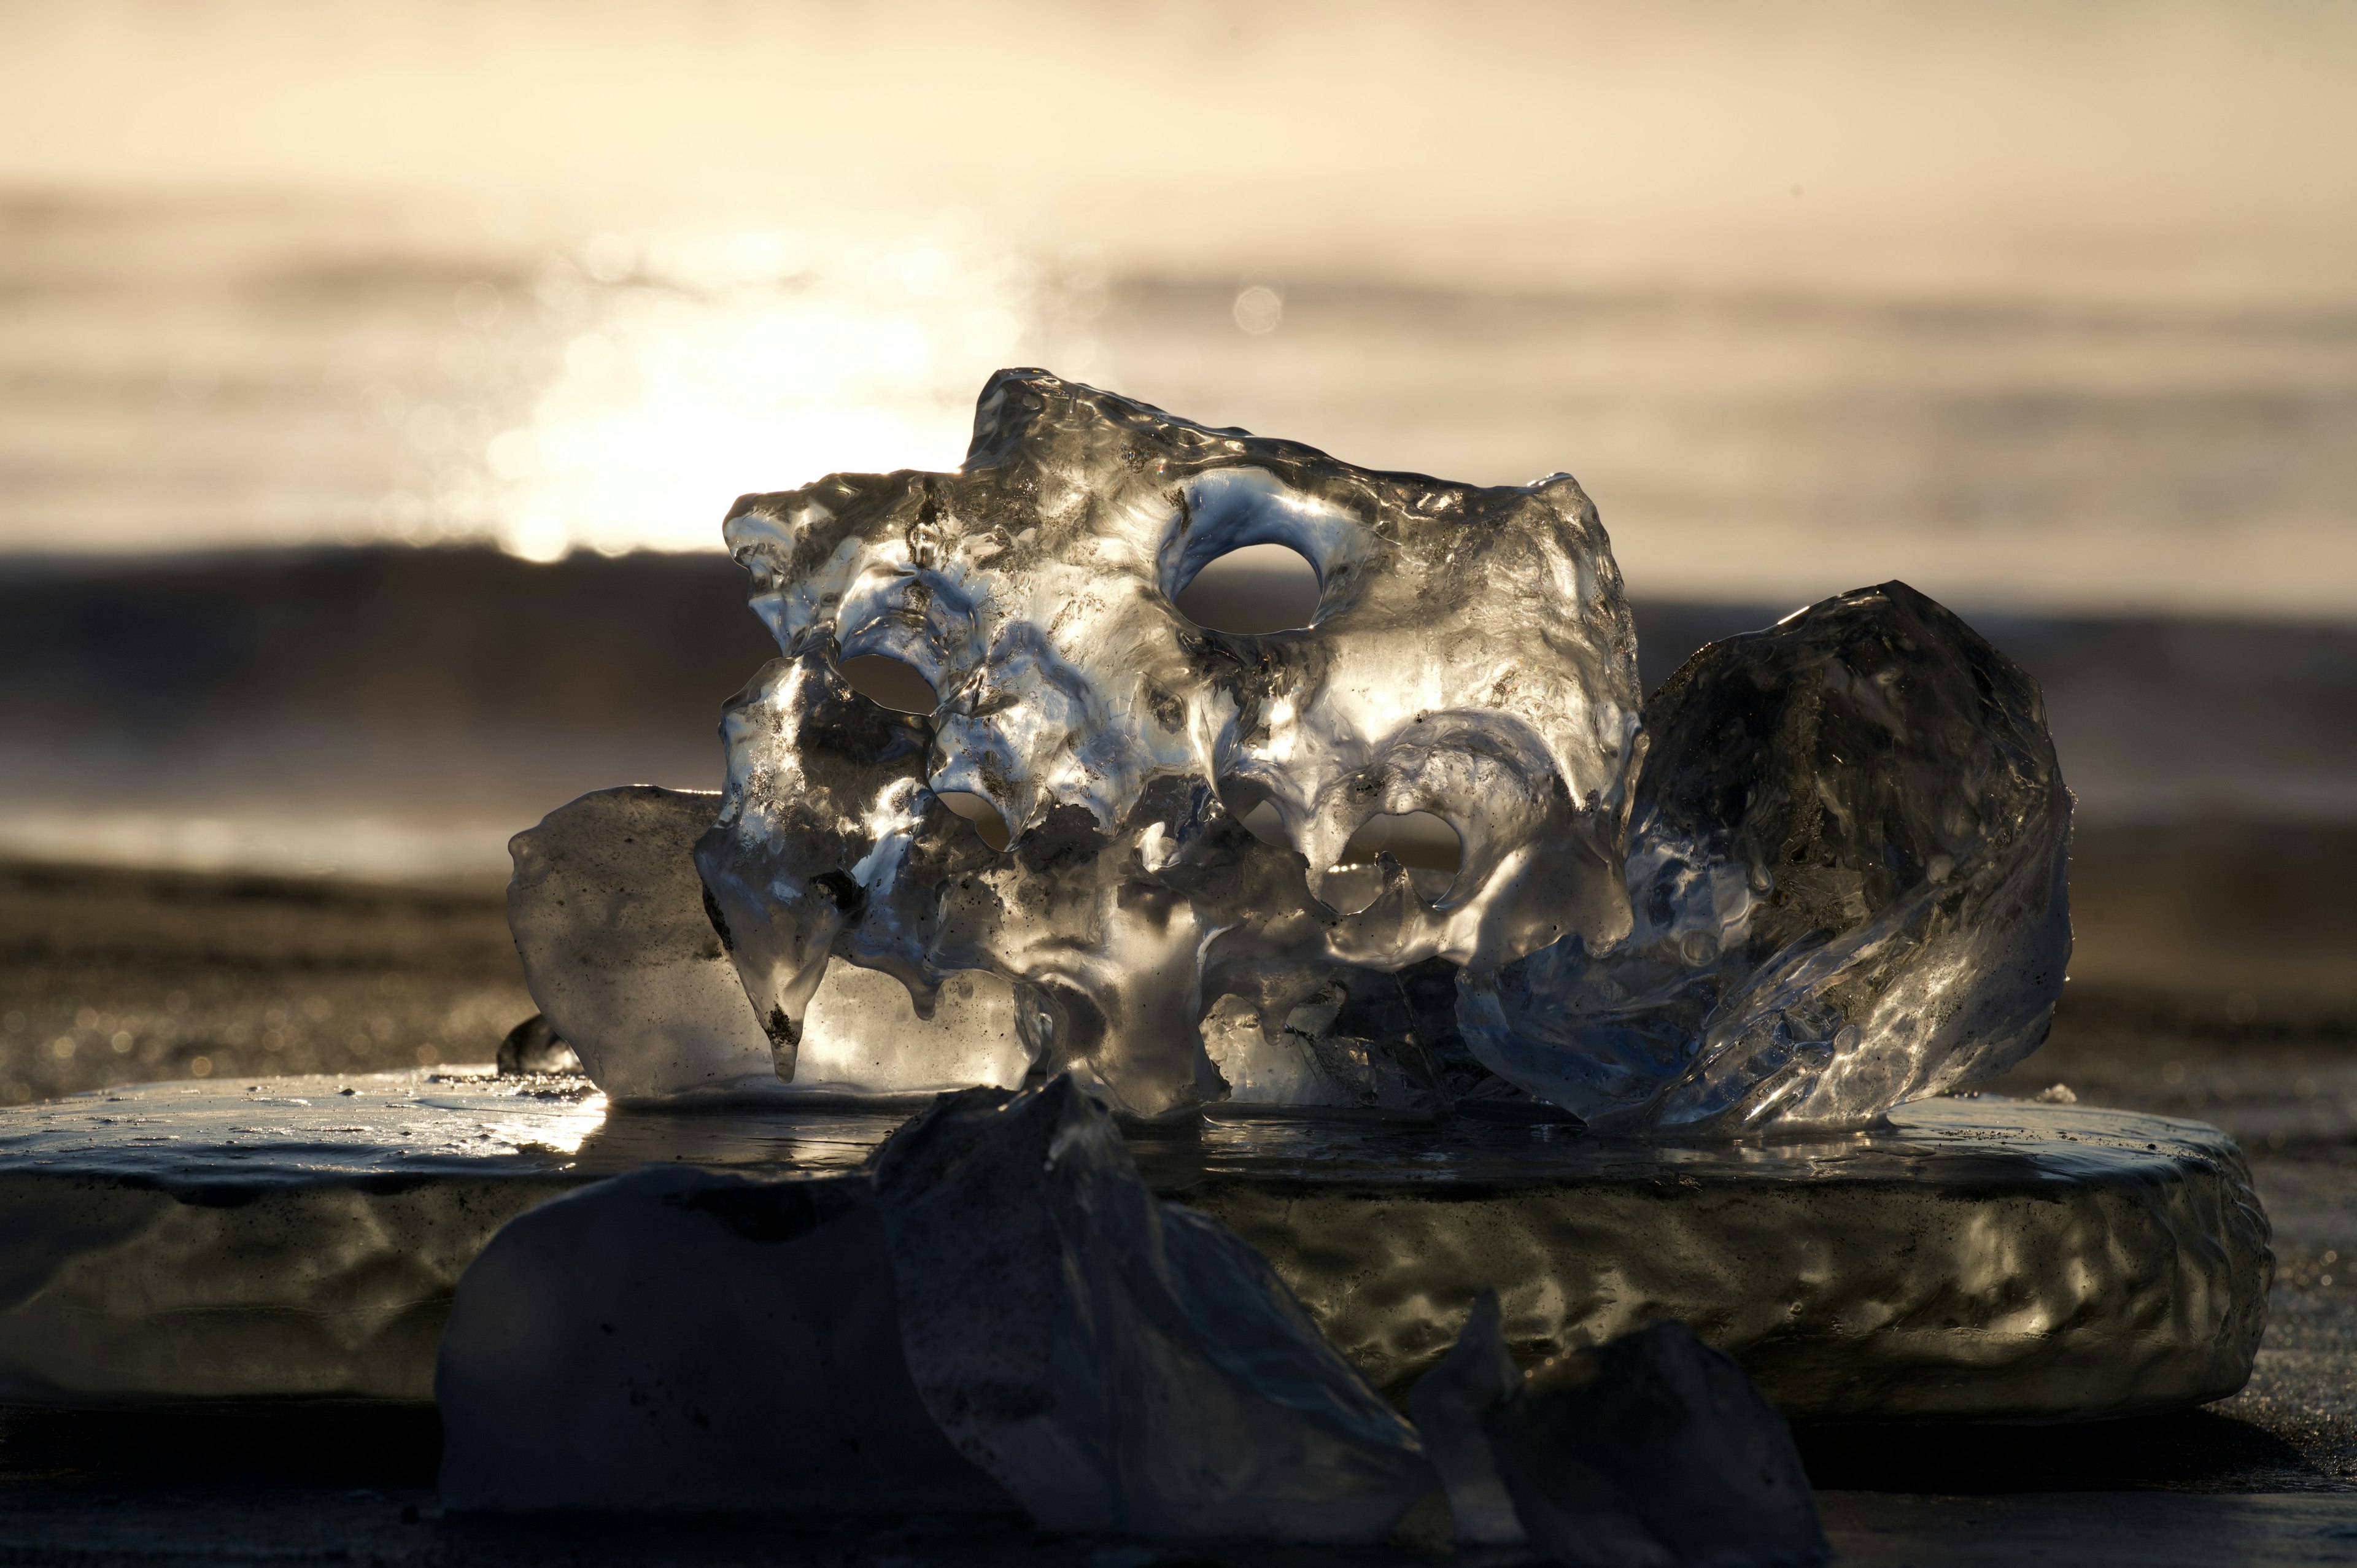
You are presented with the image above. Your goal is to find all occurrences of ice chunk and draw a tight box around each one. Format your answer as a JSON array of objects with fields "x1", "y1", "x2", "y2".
[
  {"x1": 696, "y1": 368, "x2": 1639, "y2": 1121},
  {"x1": 535, "y1": 374, "x2": 2073, "y2": 1130},
  {"x1": 1482, "y1": 1321, "x2": 1828, "y2": 1567},
  {"x1": 435, "y1": 1166, "x2": 1014, "y2": 1513},
  {"x1": 494, "y1": 1013, "x2": 581, "y2": 1076},
  {"x1": 793, "y1": 963, "x2": 1030, "y2": 1096},
  {"x1": 513, "y1": 783, "x2": 1034, "y2": 1103},
  {"x1": 1459, "y1": 582, "x2": 2072, "y2": 1131},
  {"x1": 1407, "y1": 1291, "x2": 1528, "y2": 1546},
  {"x1": 508, "y1": 786, "x2": 775, "y2": 1100},
  {"x1": 1200, "y1": 967, "x2": 1450, "y2": 1114},
  {"x1": 869, "y1": 1075, "x2": 1435, "y2": 1540}
]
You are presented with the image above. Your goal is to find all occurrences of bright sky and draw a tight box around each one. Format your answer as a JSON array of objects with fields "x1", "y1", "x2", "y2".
[
  {"x1": 1, "y1": 1, "x2": 2353, "y2": 614},
  {"x1": 7, "y1": 1, "x2": 2355, "y2": 296}
]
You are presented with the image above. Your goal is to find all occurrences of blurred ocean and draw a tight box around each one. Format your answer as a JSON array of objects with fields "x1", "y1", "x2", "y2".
[
  {"x1": 4, "y1": 193, "x2": 2352, "y2": 615},
  {"x1": 1, "y1": 4, "x2": 2351, "y2": 881},
  {"x1": 2, "y1": 546, "x2": 2351, "y2": 884}
]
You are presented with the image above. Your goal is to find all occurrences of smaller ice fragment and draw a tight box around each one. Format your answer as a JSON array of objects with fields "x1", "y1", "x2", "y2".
[
  {"x1": 494, "y1": 1014, "x2": 581, "y2": 1076},
  {"x1": 508, "y1": 786, "x2": 776, "y2": 1100},
  {"x1": 1460, "y1": 582, "x2": 2072, "y2": 1131},
  {"x1": 1407, "y1": 1291, "x2": 1528, "y2": 1546},
  {"x1": 870, "y1": 1075, "x2": 1434, "y2": 1540},
  {"x1": 435, "y1": 1167, "x2": 1013, "y2": 1513},
  {"x1": 1200, "y1": 967, "x2": 1451, "y2": 1114},
  {"x1": 511, "y1": 784, "x2": 1032, "y2": 1103},
  {"x1": 1482, "y1": 1321, "x2": 1829, "y2": 1568}
]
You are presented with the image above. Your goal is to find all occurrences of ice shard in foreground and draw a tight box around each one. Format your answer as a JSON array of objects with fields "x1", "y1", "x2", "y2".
[
  {"x1": 1407, "y1": 1290, "x2": 1528, "y2": 1547},
  {"x1": 435, "y1": 1166, "x2": 1014, "y2": 1513},
  {"x1": 435, "y1": 1075, "x2": 1436, "y2": 1534},
  {"x1": 1481, "y1": 1321, "x2": 1829, "y2": 1566},
  {"x1": 872, "y1": 1076, "x2": 1436, "y2": 1540},
  {"x1": 1406, "y1": 1291, "x2": 1827, "y2": 1558},
  {"x1": 517, "y1": 371, "x2": 2069, "y2": 1130}
]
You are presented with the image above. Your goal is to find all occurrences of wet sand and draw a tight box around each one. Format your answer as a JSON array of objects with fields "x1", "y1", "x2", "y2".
[{"x1": 0, "y1": 859, "x2": 527, "y2": 1103}]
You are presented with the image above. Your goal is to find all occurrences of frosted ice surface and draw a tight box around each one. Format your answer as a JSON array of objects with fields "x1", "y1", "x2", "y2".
[
  {"x1": 1483, "y1": 1321, "x2": 1828, "y2": 1567},
  {"x1": 1407, "y1": 1291, "x2": 1528, "y2": 1547},
  {"x1": 1457, "y1": 582, "x2": 2072, "y2": 1132},
  {"x1": 795, "y1": 963, "x2": 1028, "y2": 1095},
  {"x1": 870, "y1": 1075, "x2": 1435, "y2": 1540},
  {"x1": 436, "y1": 1166, "x2": 1012, "y2": 1513},
  {"x1": 508, "y1": 786, "x2": 776, "y2": 1101}
]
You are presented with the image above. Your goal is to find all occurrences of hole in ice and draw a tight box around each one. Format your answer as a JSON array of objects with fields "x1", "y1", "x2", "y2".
[
  {"x1": 1336, "y1": 811, "x2": 1461, "y2": 873},
  {"x1": 934, "y1": 790, "x2": 1011, "y2": 851},
  {"x1": 1320, "y1": 866, "x2": 1385, "y2": 916},
  {"x1": 1175, "y1": 544, "x2": 1320, "y2": 635},
  {"x1": 1331, "y1": 811, "x2": 1461, "y2": 905},
  {"x1": 840, "y1": 654, "x2": 938, "y2": 714},
  {"x1": 1239, "y1": 798, "x2": 1290, "y2": 847}
]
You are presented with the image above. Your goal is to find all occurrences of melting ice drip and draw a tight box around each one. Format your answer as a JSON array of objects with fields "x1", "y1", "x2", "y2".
[{"x1": 509, "y1": 369, "x2": 2069, "y2": 1132}]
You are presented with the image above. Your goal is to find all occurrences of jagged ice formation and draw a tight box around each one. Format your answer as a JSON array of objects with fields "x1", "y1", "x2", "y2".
[{"x1": 514, "y1": 369, "x2": 2070, "y2": 1130}]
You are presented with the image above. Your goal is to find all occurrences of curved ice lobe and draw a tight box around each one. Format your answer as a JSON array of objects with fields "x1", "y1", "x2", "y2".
[{"x1": 1458, "y1": 582, "x2": 2072, "y2": 1133}]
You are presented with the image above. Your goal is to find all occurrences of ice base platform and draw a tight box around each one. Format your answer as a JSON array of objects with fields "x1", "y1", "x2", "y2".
[{"x1": 0, "y1": 1070, "x2": 2269, "y2": 1423}]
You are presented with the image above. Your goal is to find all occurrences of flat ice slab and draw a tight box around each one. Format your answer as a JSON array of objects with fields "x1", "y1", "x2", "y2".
[{"x1": 0, "y1": 1070, "x2": 2267, "y2": 1421}]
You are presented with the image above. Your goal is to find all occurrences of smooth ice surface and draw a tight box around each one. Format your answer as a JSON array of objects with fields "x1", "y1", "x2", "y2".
[
  {"x1": 436, "y1": 1167, "x2": 1012, "y2": 1513},
  {"x1": 1407, "y1": 1291, "x2": 1528, "y2": 1547},
  {"x1": 510, "y1": 785, "x2": 1031, "y2": 1102},
  {"x1": 661, "y1": 373, "x2": 2072, "y2": 1128},
  {"x1": 1461, "y1": 582, "x2": 2072, "y2": 1132},
  {"x1": 0, "y1": 1075, "x2": 2268, "y2": 1419},
  {"x1": 1484, "y1": 1321, "x2": 1829, "y2": 1567},
  {"x1": 870, "y1": 1076, "x2": 1435, "y2": 1540}
]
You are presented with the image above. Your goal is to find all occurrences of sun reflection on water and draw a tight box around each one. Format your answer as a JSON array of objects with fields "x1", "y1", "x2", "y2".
[
  {"x1": 490, "y1": 1092, "x2": 610, "y2": 1157},
  {"x1": 455, "y1": 215, "x2": 1103, "y2": 562}
]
